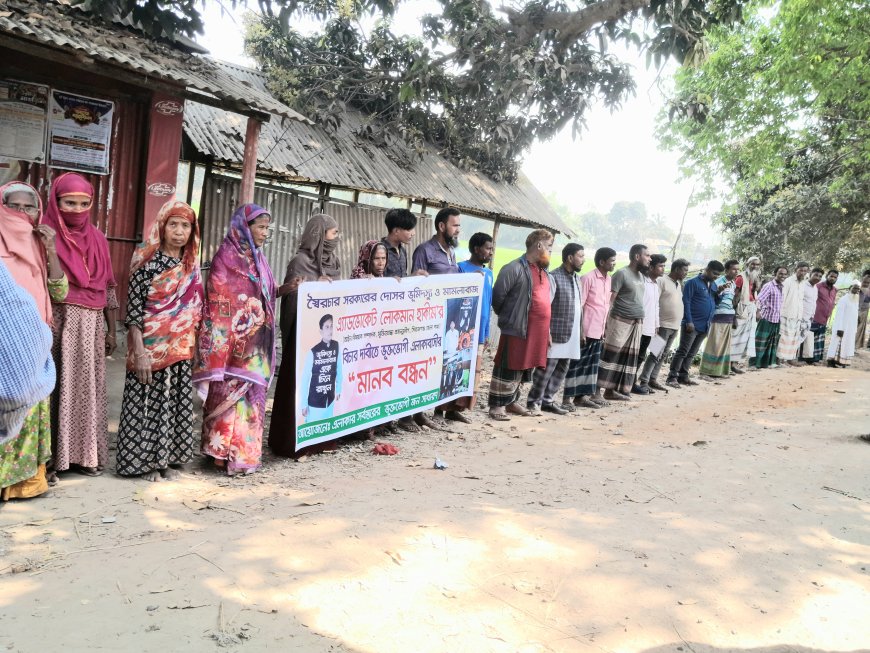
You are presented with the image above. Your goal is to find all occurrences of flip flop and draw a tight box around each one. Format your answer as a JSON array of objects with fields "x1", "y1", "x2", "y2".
[
  {"x1": 489, "y1": 411, "x2": 511, "y2": 421},
  {"x1": 74, "y1": 465, "x2": 102, "y2": 477}
]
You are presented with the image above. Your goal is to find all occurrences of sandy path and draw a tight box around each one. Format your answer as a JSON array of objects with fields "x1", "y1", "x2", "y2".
[{"x1": 1, "y1": 355, "x2": 869, "y2": 653}]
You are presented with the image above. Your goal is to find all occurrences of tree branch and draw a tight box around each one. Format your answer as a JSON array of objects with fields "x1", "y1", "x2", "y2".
[{"x1": 501, "y1": 0, "x2": 652, "y2": 46}]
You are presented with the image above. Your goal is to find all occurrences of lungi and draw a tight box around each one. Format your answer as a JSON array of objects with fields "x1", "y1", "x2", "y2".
[
  {"x1": 751, "y1": 318, "x2": 780, "y2": 368},
  {"x1": 597, "y1": 315, "x2": 643, "y2": 395},
  {"x1": 563, "y1": 338, "x2": 602, "y2": 399},
  {"x1": 488, "y1": 335, "x2": 534, "y2": 408},
  {"x1": 730, "y1": 303, "x2": 756, "y2": 362},
  {"x1": 699, "y1": 319, "x2": 733, "y2": 377},
  {"x1": 777, "y1": 316, "x2": 803, "y2": 360}
]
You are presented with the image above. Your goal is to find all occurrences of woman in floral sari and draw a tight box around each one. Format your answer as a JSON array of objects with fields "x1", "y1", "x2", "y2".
[
  {"x1": 0, "y1": 181, "x2": 68, "y2": 500},
  {"x1": 194, "y1": 204, "x2": 276, "y2": 475},
  {"x1": 116, "y1": 200, "x2": 203, "y2": 481}
]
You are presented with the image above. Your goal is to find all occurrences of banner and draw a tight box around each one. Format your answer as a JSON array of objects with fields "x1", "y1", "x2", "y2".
[
  {"x1": 49, "y1": 90, "x2": 114, "y2": 175},
  {"x1": 294, "y1": 273, "x2": 484, "y2": 451},
  {"x1": 0, "y1": 79, "x2": 49, "y2": 163},
  {"x1": 142, "y1": 93, "x2": 185, "y2": 235}
]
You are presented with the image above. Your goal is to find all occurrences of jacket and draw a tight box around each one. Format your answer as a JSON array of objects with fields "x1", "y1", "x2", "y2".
[
  {"x1": 548, "y1": 266, "x2": 581, "y2": 344},
  {"x1": 491, "y1": 256, "x2": 554, "y2": 338}
]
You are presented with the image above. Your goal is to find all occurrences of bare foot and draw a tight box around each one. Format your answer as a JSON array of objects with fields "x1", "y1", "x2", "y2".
[
  {"x1": 142, "y1": 470, "x2": 163, "y2": 482},
  {"x1": 161, "y1": 468, "x2": 181, "y2": 481}
]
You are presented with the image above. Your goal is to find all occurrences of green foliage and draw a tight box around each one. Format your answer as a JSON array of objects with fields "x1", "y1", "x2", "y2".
[{"x1": 659, "y1": 0, "x2": 870, "y2": 271}]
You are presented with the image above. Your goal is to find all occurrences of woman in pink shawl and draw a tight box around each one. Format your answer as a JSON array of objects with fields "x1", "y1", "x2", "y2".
[
  {"x1": 42, "y1": 173, "x2": 118, "y2": 479},
  {"x1": 194, "y1": 204, "x2": 276, "y2": 475}
]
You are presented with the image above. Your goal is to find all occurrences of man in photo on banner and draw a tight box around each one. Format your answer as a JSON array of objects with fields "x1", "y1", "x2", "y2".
[{"x1": 300, "y1": 314, "x2": 342, "y2": 423}]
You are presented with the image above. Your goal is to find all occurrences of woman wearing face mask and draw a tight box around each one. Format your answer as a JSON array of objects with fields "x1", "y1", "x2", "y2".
[
  {"x1": 269, "y1": 213, "x2": 341, "y2": 458},
  {"x1": 42, "y1": 173, "x2": 118, "y2": 479},
  {"x1": 194, "y1": 204, "x2": 276, "y2": 476},
  {"x1": 116, "y1": 201, "x2": 204, "y2": 482},
  {"x1": 0, "y1": 182, "x2": 68, "y2": 499}
]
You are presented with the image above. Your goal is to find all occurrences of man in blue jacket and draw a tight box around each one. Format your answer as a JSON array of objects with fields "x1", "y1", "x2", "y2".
[{"x1": 666, "y1": 260, "x2": 725, "y2": 388}]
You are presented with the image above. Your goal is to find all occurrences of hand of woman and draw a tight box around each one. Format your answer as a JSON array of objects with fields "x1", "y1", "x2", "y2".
[
  {"x1": 105, "y1": 332, "x2": 117, "y2": 356},
  {"x1": 34, "y1": 225, "x2": 57, "y2": 254},
  {"x1": 134, "y1": 352, "x2": 152, "y2": 385}
]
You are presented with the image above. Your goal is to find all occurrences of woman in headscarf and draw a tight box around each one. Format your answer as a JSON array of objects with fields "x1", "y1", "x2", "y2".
[
  {"x1": 0, "y1": 182, "x2": 68, "y2": 500},
  {"x1": 194, "y1": 204, "x2": 276, "y2": 475},
  {"x1": 269, "y1": 213, "x2": 341, "y2": 458},
  {"x1": 350, "y1": 239, "x2": 387, "y2": 280},
  {"x1": 827, "y1": 282, "x2": 861, "y2": 368},
  {"x1": 42, "y1": 172, "x2": 118, "y2": 479},
  {"x1": 116, "y1": 200, "x2": 204, "y2": 482}
]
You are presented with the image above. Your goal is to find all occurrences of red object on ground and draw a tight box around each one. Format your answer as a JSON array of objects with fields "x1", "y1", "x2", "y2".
[{"x1": 371, "y1": 443, "x2": 399, "y2": 455}]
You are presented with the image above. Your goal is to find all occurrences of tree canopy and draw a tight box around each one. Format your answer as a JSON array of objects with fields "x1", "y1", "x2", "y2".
[
  {"x1": 78, "y1": 0, "x2": 745, "y2": 181},
  {"x1": 658, "y1": 0, "x2": 870, "y2": 272}
]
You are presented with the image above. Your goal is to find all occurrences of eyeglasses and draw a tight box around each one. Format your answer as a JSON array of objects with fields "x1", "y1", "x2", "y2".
[{"x1": 4, "y1": 202, "x2": 39, "y2": 217}]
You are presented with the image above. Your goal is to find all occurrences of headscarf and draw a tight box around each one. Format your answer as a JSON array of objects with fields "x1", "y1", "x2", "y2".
[
  {"x1": 279, "y1": 213, "x2": 342, "y2": 340},
  {"x1": 193, "y1": 204, "x2": 277, "y2": 390},
  {"x1": 41, "y1": 172, "x2": 115, "y2": 309},
  {"x1": 351, "y1": 240, "x2": 387, "y2": 279},
  {"x1": 0, "y1": 182, "x2": 52, "y2": 324},
  {"x1": 125, "y1": 200, "x2": 204, "y2": 373}
]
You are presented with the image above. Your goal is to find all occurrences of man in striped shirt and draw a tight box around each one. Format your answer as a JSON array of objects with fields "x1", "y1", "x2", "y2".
[{"x1": 751, "y1": 265, "x2": 788, "y2": 369}]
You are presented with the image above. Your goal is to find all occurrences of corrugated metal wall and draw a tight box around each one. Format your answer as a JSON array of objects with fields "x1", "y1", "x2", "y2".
[
  {"x1": 200, "y1": 174, "x2": 435, "y2": 281},
  {"x1": 21, "y1": 96, "x2": 147, "y2": 318}
]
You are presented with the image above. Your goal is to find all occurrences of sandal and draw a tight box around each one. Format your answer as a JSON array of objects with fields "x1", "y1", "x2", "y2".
[
  {"x1": 489, "y1": 411, "x2": 511, "y2": 421},
  {"x1": 73, "y1": 465, "x2": 103, "y2": 477}
]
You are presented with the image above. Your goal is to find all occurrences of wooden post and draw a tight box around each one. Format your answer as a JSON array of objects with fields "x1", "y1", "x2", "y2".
[
  {"x1": 185, "y1": 161, "x2": 197, "y2": 205},
  {"x1": 240, "y1": 116, "x2": 261, "y2": 204},
  {"x1": 490, "y1": 217, "x2": 501, "y2": 270}
]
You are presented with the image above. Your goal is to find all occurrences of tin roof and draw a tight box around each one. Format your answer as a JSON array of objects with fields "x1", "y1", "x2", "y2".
[
  {"x1": 0, "y1": 0, "x2": 308, "y2": 122},
  {"x1": 184, "y1": 62, "x2": 572, "y2": 234}
]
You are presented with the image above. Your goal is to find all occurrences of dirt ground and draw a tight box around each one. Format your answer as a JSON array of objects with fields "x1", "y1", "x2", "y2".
[{"x1": 1, "y1": 347, "x2": 869, "y2": 653}]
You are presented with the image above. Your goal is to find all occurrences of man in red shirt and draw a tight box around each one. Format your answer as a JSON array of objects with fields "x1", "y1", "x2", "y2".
[{"x1": 807, "y1": 269, "x2": 839, "y2": 363}]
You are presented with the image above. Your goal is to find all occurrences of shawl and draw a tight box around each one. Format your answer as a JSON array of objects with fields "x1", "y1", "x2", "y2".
[
  {"x1": 194, "y1": 204, "x2": 276, "y2": 389},
  {"x1": 0, "y1": 182, "x2": 51, "y2": 323},
  {"x1": 125, "y1": 200, "x2": 204, "y2": 372},
  {"x1": 42, "y1": 172, "x2": 115, "y2": 309},
  {"x1": 279, "y1": 213, "x2": 342, "y2": 337},
  {"x1": 351, "y1": 239, "x2": 387, "y2": 279}
]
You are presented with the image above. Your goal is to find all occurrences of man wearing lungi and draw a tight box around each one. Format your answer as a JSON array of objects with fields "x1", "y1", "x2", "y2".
[
  {"x1": 777, "y1": 262, "x2": 811, "y2": 366},
  {"x1": 730, "y1": 256, "x2": 762, "y2": 373}
]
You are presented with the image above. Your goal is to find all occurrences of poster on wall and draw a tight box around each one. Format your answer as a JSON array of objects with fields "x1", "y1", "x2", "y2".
[
  {"x1": 293, "y1": 273, "x2": 484, "y2": 451},
  {"x1": 49, "y1": 90, "x2": 114, "y2": 175},
  {"x1": 0, "y1": 79, "x2": 49, "y2": 163}
]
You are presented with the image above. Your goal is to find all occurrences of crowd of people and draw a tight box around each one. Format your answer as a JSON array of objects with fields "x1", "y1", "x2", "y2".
[{"x1": 0, "y1": 174, "x2": 868, "y2": 501}]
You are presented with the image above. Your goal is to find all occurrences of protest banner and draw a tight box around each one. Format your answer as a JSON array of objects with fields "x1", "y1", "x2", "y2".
[{"x1": 293, "y1": 273, "x2": 484, "y2": 451}]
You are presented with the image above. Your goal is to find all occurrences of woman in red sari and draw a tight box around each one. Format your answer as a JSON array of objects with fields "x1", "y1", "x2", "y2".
[
  {"x1": 194, "y1": 204, "x2": 276, "y2": 475},
  {"x1": 116, "y1": 200, "x2": 203, "y2": 482}
]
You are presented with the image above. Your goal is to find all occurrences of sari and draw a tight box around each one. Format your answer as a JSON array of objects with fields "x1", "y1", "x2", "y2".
[
  {"x1": 116, "y1": 201, "x2": 204, "y2": 476},
  {"x1": 0, "y1": 182, "x2": 68, "y2": 499},
  {"x1": 194, "y1": 204, "x2": 276, "y2": 474},
  {"x1": 269, "y1": 214, "x2": 341, "y2": 458}
]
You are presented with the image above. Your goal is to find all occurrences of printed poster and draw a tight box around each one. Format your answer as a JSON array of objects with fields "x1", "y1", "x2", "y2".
[
  {"x1": 49, "y1": 90, "x2": 114, "y2": 175},
  {"x1": 294, "y1": 273, "x2": 484, "y2": 451},
  {"x1": 0, "y1": 79, "x2": 49, "y2": 163}
]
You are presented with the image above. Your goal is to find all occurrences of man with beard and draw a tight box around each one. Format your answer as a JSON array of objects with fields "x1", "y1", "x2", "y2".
[
  {"x1": 597, "y1": 244, "x2": 650, "y2": 401},
  {"x1": 827, "y1": 281, "x2": 862, "y2": 367},
  {"x1": 411, "y1": 207, "x2": 463, "y2": 427},
  {"x1": 632, "y1": 253, "x2": 665, "y2": 394},
  {"x1": 808, "y1": 269, "x2": 839, "y2": 363},
  {"x1": 488, "y1": 230, "x2": 554, "y2": 421},
  {"x1": 457, "y1": 232, "x2": 494, "y2": 412},
  {"x1": 666, "y1": 260, "x2": 724, "y2": 387},
  {"x1": 777, "y1": 262, "x2": 811, "y2": 366},
  {"x1": 636, "y1": 258, "x2": 689, "y2": 393},
  {"x1": 799, "y1": 268, "x2": 824, "y2": 363},
  {"x1": 730, "y1": 256, "x2": 762, "y2": 373},
  {"x1": 562, "y1": 247, "x2": 616, "y2": 409},
  {"x1": 699, "y1": 259, "x2": 739, "y2": 379},
  {"x1": 751, "y1": 265, "x2": 789, "y2": 369},
  {"x1": 527, "y1": 243, "x2": 585, "y2": 415}
]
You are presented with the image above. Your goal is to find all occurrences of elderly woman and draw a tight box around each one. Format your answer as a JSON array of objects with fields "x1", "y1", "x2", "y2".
[
  {"x1": 350, "y1": 239, "x2": 387, "y2": 279},
  {"x1": 194, "y1": 204, "x2": 276, "y2": 476},
  {"x1": 42, "y1": 173, "x2": 118, "y2": 479},
  {"x1": 0, "y1": 182, "x2": 68, "y2": 499},
  {"x1": 116, "y1": 201, "x2": 204, "y2": 481},
  {"x1": 269, "y1": 213, "x2": 341, "y2": 458}
]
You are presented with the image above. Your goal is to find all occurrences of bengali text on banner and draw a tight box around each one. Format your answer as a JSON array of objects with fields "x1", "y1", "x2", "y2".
[{"x1": 293, "y1": 273, "x2": 484, "y2": 451}]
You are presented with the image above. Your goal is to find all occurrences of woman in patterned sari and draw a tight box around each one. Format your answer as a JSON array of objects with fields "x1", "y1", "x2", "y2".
[
  {"x1": 0, "y1": 182, "x2": 68, "y2": 500},
  {"x1": 43, "y1": 172, "x2": 118, "y2": 479},
  {"x1": 194, "y1": 204, "x2": 276, "y2": 475},
  {"x1": 116, "y1": 201, "x2": 203, "y2": 481}
]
